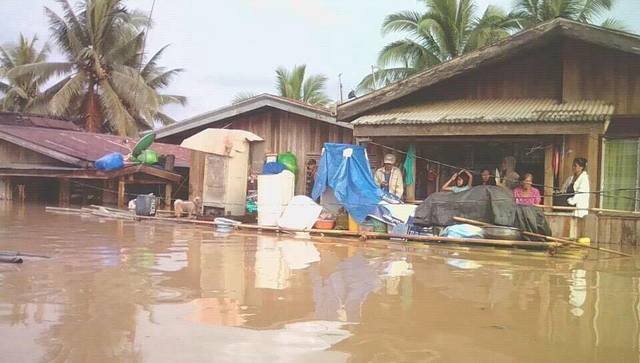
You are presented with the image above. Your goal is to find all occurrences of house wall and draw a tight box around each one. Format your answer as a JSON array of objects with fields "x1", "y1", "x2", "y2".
[
  {"x1": 0, "y1": 139, "x2": 67, "y2": 165},
  {"x1": 388, "y1": 44, "x2": 563, "y2": 109},
  {"x1": 161, "y1": 108, "x2": 353, "y2": 194},
  {"x1": 563, "y1": 39, "x2": 640, "y2": 115}
]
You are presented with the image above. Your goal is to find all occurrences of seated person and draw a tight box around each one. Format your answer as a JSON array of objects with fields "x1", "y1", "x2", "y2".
[
  {"x1": 496, "y1": 156, "x2": 520, "y2": 190},
  {"x1": 474, "y1": 169, "x2": 496, "y2": 186},
  {"x1": 374, "y1": 154, "x2": 404, "y2": 199},
  {"x1": 442, "y1": 169, "x2": 473, "y2": 193},
  {"x1": 513, "y1": 173, "x2": 542, "y2": 205}
]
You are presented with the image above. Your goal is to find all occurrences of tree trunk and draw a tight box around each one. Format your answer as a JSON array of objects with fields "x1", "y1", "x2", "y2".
[{"x1": 85, "y1": 83, "x2": 101, "y2": 133}]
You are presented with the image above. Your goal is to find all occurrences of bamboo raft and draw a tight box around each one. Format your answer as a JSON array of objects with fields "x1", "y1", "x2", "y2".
[{"x1": 44, "y1": 205, "x2": 603, "y2": 255}]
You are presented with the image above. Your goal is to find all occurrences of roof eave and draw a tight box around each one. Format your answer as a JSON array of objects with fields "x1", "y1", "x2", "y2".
[
  {"x1": 338, "y1": 18, "x2": 640, "y2": 121},
  {"x1": 154, "y1": 94, "x2": 349, "y2": 140}
]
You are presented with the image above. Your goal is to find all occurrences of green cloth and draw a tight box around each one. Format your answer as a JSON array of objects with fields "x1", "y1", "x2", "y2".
[
  {"x1": 602, "y1": 139, "x2": 638, "y2": 211},
  {"x1": 403, "y1": 144, "x2": 416, "y2": 186}
]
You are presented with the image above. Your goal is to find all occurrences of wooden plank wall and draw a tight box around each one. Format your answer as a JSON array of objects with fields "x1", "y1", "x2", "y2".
[
  {"x1": 188, "y1": 151, "x2": 206, "y2": 201},
  {"x1": 392, "y1": 44, "x2": 563, "y2": 107},
  {"x1": 230, "y1": 109, "x2": 352, "y2": 193},
  {"x1": 176, "y1": 108, "x2": 353, "y2": 194},
  {"x1": 548, "y1": 213, "x2": 640, "y2": 248},
  {"x1": 0, "y1": 140, "x2": 67, "y2": 165},
  {"x1": 563, "y1": 39, "x2": 640, "y2": 115}
]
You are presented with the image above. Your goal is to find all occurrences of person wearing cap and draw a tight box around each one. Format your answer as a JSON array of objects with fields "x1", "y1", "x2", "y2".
[{"x1": 375, "y1": 154, "x2": 404, "y2": 199}]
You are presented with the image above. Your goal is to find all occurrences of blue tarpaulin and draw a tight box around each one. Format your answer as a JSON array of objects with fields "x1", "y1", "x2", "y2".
[{"x1": 312, "y1": 143, "x2": 384, "y2": 223}]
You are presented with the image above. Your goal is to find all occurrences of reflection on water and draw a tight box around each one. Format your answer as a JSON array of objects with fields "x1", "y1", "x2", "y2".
[{"x1": 0, "y1": 204, "x2": 640, "y2": 362}]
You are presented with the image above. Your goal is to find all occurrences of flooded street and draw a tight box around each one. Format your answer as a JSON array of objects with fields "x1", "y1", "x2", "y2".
[{"x1": 0, "y1": 204, "x2": 639, "y2": 362}]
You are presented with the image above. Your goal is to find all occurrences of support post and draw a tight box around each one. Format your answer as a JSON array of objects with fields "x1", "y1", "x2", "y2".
[
  {"x1": 165, "y1": 183, "x2": 173, "y2": 211},
  {"x1": 544, "y1": 143, "x2": 554, "y2": 207},
  {"x1": 17, "y1": 184, "x2": 25, "y2": 202},
  {"x1": 118, "y1": 176, "x2": 126, "y2": 209},
  {"x1": 0, "y1": 177, "x2": 12, "y2": 200},
  {"x1": 59, "y1": 179, "x2": 71, "y2": 207}
]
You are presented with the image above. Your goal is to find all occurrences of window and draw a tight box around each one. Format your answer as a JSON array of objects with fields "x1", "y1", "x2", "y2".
[{"x1": 602, "y1": 138, "x2": 640, "y2": 211}]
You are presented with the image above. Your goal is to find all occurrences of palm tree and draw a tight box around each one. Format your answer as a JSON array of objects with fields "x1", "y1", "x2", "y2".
[
  {"x1": 232, "y1": 65, "x2": 330, "y2": 106},
  {"x1": 358, "y1": 0, "x2": 513, "y2": 92},
  {"x1": 509, "y1": 0, "x2": 624, "y2": 30},
  {"x1": 9, "y1": 0, "x2": 184, "y2": 136},
  {"x1": 0, "y1": 34, "x2": 54, "y2": 113},
  {"x1": 275, "y1": 65, "x2": 330, "y2": 106}
]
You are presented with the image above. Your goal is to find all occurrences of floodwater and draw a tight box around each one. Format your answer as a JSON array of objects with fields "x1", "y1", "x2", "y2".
[{"x1": 1, "y1": 204, "x2": 640, "y2": 362}]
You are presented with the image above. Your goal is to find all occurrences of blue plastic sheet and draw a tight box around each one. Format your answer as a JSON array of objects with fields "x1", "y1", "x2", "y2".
[
  {"x1": 95, "y1": 152, "x2": 124, "y2": 171},
  {"x1": 312, "y1": 143, "x2": 383, "y2": 223}
]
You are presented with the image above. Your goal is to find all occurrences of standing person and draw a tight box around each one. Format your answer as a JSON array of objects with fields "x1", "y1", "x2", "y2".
[
  {"x1": 442, "y1": 169, "x2": 473, "y2": 193},
  {"x1": 375, "y1": 154, "x2": 404, "y2": 199},
  {"x1": 513, "y1": 173, "x2": 542, "y2": 205},
  {"x1": 496, "y1": 156, "x2": 520, "y2": 190},
  {"x1": 561, "y1": 158, "x2": 590, "y2": 218},
  {"x1": 474, "y1": 169, "x2": 496, "y2": 186}
]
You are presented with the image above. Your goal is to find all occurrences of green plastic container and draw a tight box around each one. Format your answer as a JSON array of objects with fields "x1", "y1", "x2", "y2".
[
  {"x1": 277, "y1": 152, "x2": 298, "y2": 175},
  {"x1": 135, "y1": 149, "x2": 159, "y2": 165},
  {"x1": 132, "y1": 133, "x2": 155, "y2": 157}
]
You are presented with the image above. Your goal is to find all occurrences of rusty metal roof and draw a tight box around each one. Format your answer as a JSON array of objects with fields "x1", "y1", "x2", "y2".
[
  {"x1": 352, "y1": 99, "x2": 614, "y2": 126},
  {"x1": 0, "y1": 112, "x2": 81, "y2": 131},
  {"x1": 0, "y1": 125, "x2": 191, "y2": 168}
]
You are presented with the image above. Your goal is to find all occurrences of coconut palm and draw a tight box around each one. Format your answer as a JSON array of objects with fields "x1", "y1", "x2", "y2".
[
  {"x1": 509, "y1": 0, "x2": 624, "y2": 30},
  {"x1": 233, "y1": 65, "x2": 330, "y2": 106},
  {"x1": 8, "y1": 0, "x2": 184, "y2": 136},
  {"x1": 358, "y1": 0, "x2": 513, "y2": 92},
  {"x1": 0, "y1": 34, "x2": 54, "y2": 113},
  {"x1": 275, "y1": 65, "x2": 330, "y2": 106}
]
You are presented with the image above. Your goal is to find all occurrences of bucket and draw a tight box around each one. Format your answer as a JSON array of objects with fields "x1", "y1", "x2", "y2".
[
  {"x1": 135, "y1": 194, "x2": 156, "y2": 216},
  {"x1": 348, "y1": 215, "x2": 359, "y2": 232}
]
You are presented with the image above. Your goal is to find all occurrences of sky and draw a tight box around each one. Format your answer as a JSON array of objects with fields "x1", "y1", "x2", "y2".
[{"x1": 2, "y1": 0, "x2": 640, "y2": 122}]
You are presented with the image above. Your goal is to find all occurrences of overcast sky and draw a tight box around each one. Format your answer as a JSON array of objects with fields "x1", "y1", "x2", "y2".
[{"x1": 2, "y1": 0, "x2": 639, "y2": 121}]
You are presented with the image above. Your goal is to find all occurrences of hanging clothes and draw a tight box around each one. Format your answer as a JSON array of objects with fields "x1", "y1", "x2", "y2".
[{"x1": 403, "y1": 144, "x2": 416, "y2": 186}]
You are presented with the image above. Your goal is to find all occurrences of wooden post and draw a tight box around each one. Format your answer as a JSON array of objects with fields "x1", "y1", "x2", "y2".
[
  {"x1": 17, "y1": 184, "x2": 25, "y2": 202},
  {"x1": 118, "y1": 176, "x2": 126, "y2": 209},
  {"x1": 0, "y1": 177, "x2": 11, "y2": 200},
  {"x1": 165, "y1": 183, "x2": 173, "y2": 211},
  {"x1": 544, "y1": 143, "x2": 554, "y2": 206},
  {"x1": 58, "y1": 179, "x2": 71, "y2": 207}
]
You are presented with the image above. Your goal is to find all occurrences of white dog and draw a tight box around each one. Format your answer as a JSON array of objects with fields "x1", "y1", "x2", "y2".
[{"x1": 174, "y1": 197, "x2": 201, "y2": 218}]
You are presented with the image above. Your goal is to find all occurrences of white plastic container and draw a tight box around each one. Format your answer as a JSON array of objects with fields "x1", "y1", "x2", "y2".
[{"x1": 257, "y1": 170, "x2": 295, "y2": 226}]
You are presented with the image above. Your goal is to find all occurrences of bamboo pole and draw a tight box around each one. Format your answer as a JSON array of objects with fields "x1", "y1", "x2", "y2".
[
  {"x1": 534, "y1": 204, "x2": 640, "y2": 216},
  {"x1": 453, "y1": 216, "x2": 632, "y2": 257},
  {"x1": 45, "y1": 206, "x2": 560, "y2": 251},
  {"x1": 132, "y1": 214, "x2": 558, "y2": 250}
]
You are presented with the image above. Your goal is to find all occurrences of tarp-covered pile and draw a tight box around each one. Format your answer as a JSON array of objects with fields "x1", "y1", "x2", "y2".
[
  {"x1": 414, "y1": 186, "x2": 551, "y2": 239},
  {"x1": 312, "y1": 143, "x2": 384, "y2": 223}
]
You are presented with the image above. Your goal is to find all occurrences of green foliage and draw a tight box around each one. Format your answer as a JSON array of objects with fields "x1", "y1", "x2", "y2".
[
  {"x1": 7, "y1": 0, "x2": 185, "y2": 136},
  {"x1": 0, "y1": 34, "x2": 58, "y2": 112},
  {"x1": 509, "y1": 0, "x2": 623, "y2": 30},
  {"x1": 359, "y1": 0, "x2": 513, "y2": 92},
  {"x1": 233, "y1": 65, "x2": 330, "y2": 106}
]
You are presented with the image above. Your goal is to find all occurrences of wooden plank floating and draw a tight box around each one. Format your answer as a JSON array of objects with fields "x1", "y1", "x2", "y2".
[{"x1": 45, "y1": 206, "x2": 561, "y2": 252}]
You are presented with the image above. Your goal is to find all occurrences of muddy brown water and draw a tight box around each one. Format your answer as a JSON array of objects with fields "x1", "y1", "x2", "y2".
[{"x1": 1, "y1": 203, "x2": 639, "y2": 362}]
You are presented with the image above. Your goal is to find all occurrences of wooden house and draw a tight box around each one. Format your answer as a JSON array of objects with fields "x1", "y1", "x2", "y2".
[
  {"x1": 154, "y1": 94, "x2": 353, "y2": 194},
  {"x1": 338, "y1": 18, "x2": 640, "y2": 246},
  {"x1": 0, "y1": 113, "x2": 190, "y2": 208}
]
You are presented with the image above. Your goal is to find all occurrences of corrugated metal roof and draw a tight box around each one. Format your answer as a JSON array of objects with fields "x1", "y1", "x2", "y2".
[
  {"x1": 0, "y1": 125, "x2": 191, "y2": 168},
  {"x1": 352, "y1": 99, "x2": 614, "y2": 126},
  {"x1": 0, "y1": 112, "x2": 81, "y2": 131}
]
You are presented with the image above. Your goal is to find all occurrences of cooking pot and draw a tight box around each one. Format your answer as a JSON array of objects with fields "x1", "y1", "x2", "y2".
[{"x1": 482, "y1": 226, "x2": 522, "y2": 241}]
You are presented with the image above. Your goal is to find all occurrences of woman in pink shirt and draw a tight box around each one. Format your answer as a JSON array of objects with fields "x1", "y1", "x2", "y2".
[{"x1": 513, "y1": 173, "x2": 541, "y2": 206}]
